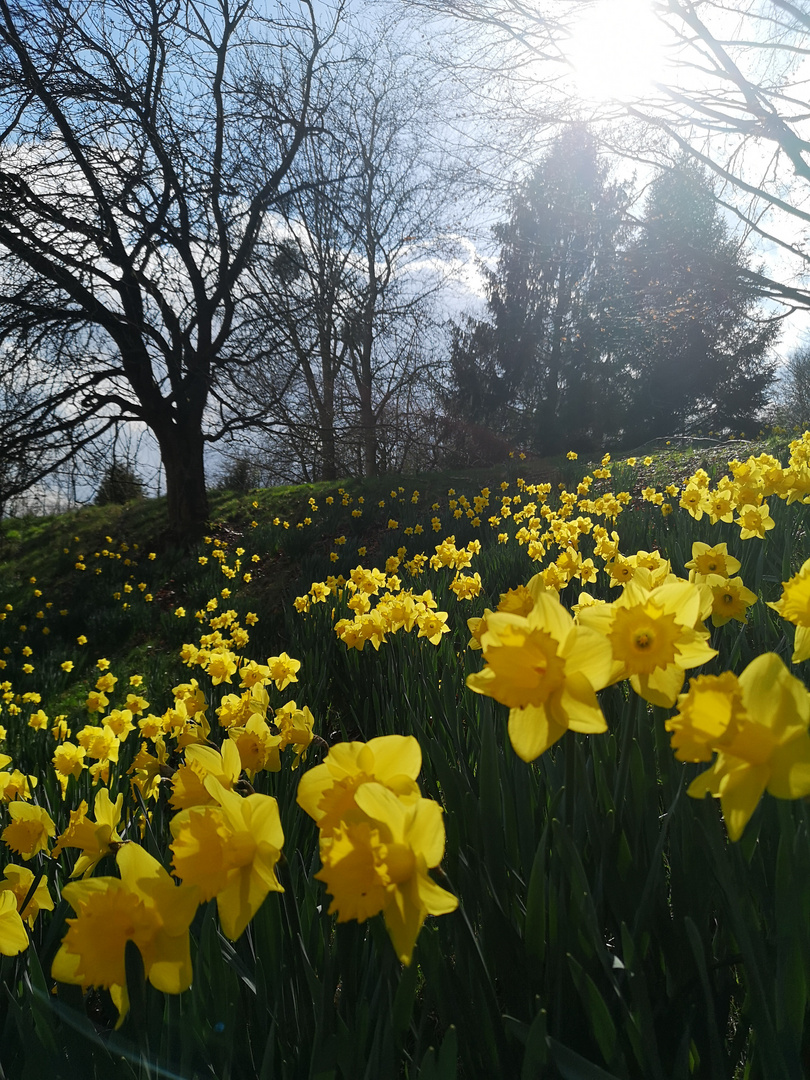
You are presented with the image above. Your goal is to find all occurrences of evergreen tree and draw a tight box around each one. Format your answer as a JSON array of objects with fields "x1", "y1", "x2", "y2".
[
  {"x1": 95, "y1": 462, "x2": 145, "y2": 506},
  {"x1": 618, "y1": 159, "x2": 777, "y2": 441},
  {"x1": 446, "y1": 128, "x2": 630, "y2": 455},
  {"x1": 447, "y1": 145, "x2": 777, "y2": 455}
]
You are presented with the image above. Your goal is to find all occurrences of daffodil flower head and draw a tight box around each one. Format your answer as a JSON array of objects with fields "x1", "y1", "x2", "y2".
[
  {"x1": 579, "y1": 577, "x2": 717, "y2": 708},
  {"x1": 170, "y1": 739, "x2": 242, "y2": 809},
  {"x1": 316, "y1": 782, "x2": 457, "y2": 965},
  {"x1": 497, "y1": 576, "x2": 546, "y2": 617},
  {"x1": 679, "y1": 484, "x2": 708, "y2": 520},
  {"x1": 688, "y1": 653, "x2": 810, "y2": 840},
  {"x1": 52, "y1": 788, "x2": 124, "y2": 877},
  {"x1": 76, "y1": 725, "x2": 120, "y2": 763},
  {"x1": 0, "y1": 770, "x2": 37, "y2": 803},
  {"x1": 467, "y1": 591, "x2": 613, "y2": 762},
  {"x1": 735, "y1": 502, "x2": 775, "y2": 540},
  {"x1": 702, "y1": 575, "x2": 758, "y2": 627},
  {"x1": 228, "y1": 714, "x2": 282, "y2": 776},
  {"x1": 52, "y1": 742, "x2": 86, "y2": 795},
  {"x1": 206, "y1": 649, "x2": 238, "y2": 686},
  {"x1": 297, "y1": 735, "x2": 422, "y2": 836},
  {"x1": 0, "y1": 891, "x2": 28, "y2": 956},
  {"x1": 605, "y1": 555, "x2": 635, "y2": 588},
  {"x1": 685, "y1": 542, "x2": 741, "y2": 579},
  {"x1": 768, "y1": 557, "x2": 810, "y2": 662},
  {"x1": 666, "y1": 672, "x2": 746, "y2": 762},
  {"x1": 2, "y1": 802, "x2": 55, "y2": 860},
  {"x1": 0, "y1": 864, "x2": 53, "y2": 927},
  {"x1": 266, "y1": 652, "x2": 301, "y2": 690},
  {"x1": 171, "y1": 776, "x2": 284, "y2": 940},
  {"x1": 273, "y1": 701, "x2": 315, "y2": 768},
  {"x1": 416, "y1": 609, "x2": 450, "y2": 645},
  {"x1": 52, "y1": 844, "x2": 199, "y2": 1024}
]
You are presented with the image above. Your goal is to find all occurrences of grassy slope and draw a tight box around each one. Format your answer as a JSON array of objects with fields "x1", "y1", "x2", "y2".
[
  {"x1": 0, "y1": 431, "x2": 807, "y2": 1078},
  {"x1": 0, "y1": 433, "x2": 794, "y2": 746}
]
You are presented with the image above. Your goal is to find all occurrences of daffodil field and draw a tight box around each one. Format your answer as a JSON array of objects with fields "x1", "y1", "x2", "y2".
[{"x1": 1, "y1": 435, "x2": 810, "y2": 1079}]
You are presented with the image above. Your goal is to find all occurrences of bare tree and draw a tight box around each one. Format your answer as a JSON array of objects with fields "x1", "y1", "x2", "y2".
[
  {"x1": 770, "y1": 339, "x2": 810, "y2": 431},
  {"x1": 406, "y1": 0, "x2": 810, "y2": 312},
  {"x1": 0, "y1": 339, "x2": 110, "y2": 517},
  {"x1": 233, "y1": 15, "x2": 464, "y2": 481},
  {"x1": 0, "y1": 0, "x2": 343, "y2": 537},
  {"x1": 623, "y1": 1, "x2": 810, "y2": 311}
]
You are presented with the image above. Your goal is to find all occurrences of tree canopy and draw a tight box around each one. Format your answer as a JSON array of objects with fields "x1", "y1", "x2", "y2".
[
  {"x1": 445, "y1": 136, "x2": 776, "y2": 454},
  {"x1": 0, "y1": 0, "x2": 340, "y2": 536}
]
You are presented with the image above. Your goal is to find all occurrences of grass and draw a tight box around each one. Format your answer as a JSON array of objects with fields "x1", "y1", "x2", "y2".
[{"x1": 0, "y1": 430, "x2": 807, "y2": 1079}]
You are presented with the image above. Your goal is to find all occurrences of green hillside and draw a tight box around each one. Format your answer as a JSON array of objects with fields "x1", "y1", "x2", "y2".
[{"x1": 0, "y1": 432, "x2": 808, "y2": 1079}]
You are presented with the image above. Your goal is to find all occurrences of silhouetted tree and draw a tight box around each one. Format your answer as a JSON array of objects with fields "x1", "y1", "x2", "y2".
[
  {"x1": 446, "y1": 128, "x2": 630, "y2": 454},
  {"x1": 0, "y1": 0, "x2": 341, "y2": 538},
  {"x1": 770, "y1": 340, "x2": 810, "y2": 433},
  {"x1": 618, "y1": 159, "x2": 777, "y2": 440},
  {"x1": 234, "y1": 16, "x2": 460, "y2": 481},
  {"x1": 95, "y1": 462, "x2": 146, "y2": 506}
]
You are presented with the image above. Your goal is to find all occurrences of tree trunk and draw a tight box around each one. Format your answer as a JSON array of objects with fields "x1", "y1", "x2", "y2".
[
  {"x1": 157, "y1": 424, "x2": 209, "y2": 543},
  {"x1": 356, "y1": 335, "x2": 378, "y2": 477},
  {"x1": 359, "y1": 385, "x2": 377, "y2": 477},
  {"x1": 320, "y1": 365, "x2": 338, "y2": 481}
]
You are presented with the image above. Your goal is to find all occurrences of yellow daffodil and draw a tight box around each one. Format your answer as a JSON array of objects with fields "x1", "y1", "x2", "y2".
[
  {"x1": 578, "y1": 575, "x2": 716, "y2": 708},
  {"x1": 0, "y1": 891, "x2": 28, "y2": 956},
  {"x1": 0, "y1": 770, "x2": 37, "y2": 802},
  {"x1": 735, "y1": 502, "x2": 775, "y2": 540},
  {"x1": 77, "y1": 725, "x2": 120, "y2": 763},
  {"x1": 467, "y1": 591, "x2": 613, "y2": 762},
  {"x1": 685, "y1": 542, "x2": 741, "y2": 580},
  {"x1": 172, "y1": 778, "x2": 284, "y2": 941},
  {"x1": 272, "y1": 701, "x2": 315, "y2": 769},
  {"x1": 206, "y1": 649, "x2": 238, "y2": 685},
  {"x1": 666, "y1": 672, "x2": 746, "y2": 762},
  {"x1": 128, "y1": 739, "x2": 170, "y2": 802},
  {"x1": 2, "y1": 802, "x2": 55, "y2": 859},
  {"x1": 297, "y1": 735, "x2": 422, "y2": 836},
  {"x1": 170, "y1": 740, "x2": 242, "y2": 809},
  {"x1": 701, "y1": 575, "x2": 758, "y2": 626},
  {"x1": 52, "y1": 844, "x2": 199, "y2": 1024},
  {"x1": 52, "y1": 789, "x2": 124, "y2": 877},
  {"x1": 228, "y1": 714, "x2": 281, "y2": 776},
  {"x1": 266, "y1": 652, "x2": 301, "y2": 690},
  {"x1": 416, "y1": 610, "x2": 451, "y2": 645},
  {"x1": 0, "y1": 864, "x2": 53, "y2": 926},
  {"x1": 449, "y1": 572, "x2": 483, "y2": 601},
  {"x1": 316, "y1": 783, "x2": 457, "y2": 965},
  {"x1": 688, "y1": 653, "x2": 810, "y2": 840},
  {"x1": 102, "y1": 709, "x2": 136, "y2": 740},
  {"x1": 679, "y1": 485, "x2": 709, "y2": 520},
  {"x1": 768, "y1": 557, "x2": 810, "y2": 662}
]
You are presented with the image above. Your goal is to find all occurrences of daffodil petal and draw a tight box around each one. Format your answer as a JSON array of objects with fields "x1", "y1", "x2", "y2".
[{"x1": 507, "y1": 704, "x2": 567, "y2": 762}]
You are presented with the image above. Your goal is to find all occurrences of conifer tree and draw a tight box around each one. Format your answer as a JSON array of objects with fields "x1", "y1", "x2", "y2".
[
  {"x1": 447, "y1": 145, "x2": 777, "y2": 453},
  {"x1": 446, "y1": 128, "x2": 630, "y2": 455},
  {"x1": 617, "y1": 159, "x2": 777, "y2": 441}
]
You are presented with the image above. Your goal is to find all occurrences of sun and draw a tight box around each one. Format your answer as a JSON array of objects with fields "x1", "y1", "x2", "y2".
[{"x1": 565, "y1": 0, "x2": 668, "y2": 103}]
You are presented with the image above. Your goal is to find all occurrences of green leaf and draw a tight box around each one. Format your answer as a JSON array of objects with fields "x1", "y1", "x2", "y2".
[
  {"x1": 123, "y1": 938, "x2": 148, "y2": 1042},
  {"x1": 683, "y1": 917, "x2": 726, "y2": 1078},
  {"x1": 418, "y1": 1026, "x2": 458, "y2": 1080},
  {"x1": 524, "y1": 825, "x2": 549, "y2": 966},
  {"x1": 521, "y1": 1007, "x2": 549, "y2": 1079},
  {"x1": 567, "y1": 955, "x2": 619, "y2": 1068},
  {"x1": 547, "y1": 1036, "x2": 624, "y2": 1080}
]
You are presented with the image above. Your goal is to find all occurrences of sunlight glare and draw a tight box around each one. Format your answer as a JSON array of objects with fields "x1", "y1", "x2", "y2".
[{"x1": 566, "y1": 0, "x2": 667, "y2": 102}]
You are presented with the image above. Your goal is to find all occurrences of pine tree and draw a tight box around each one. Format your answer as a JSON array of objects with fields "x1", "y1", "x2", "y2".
[
  {"x1": 446, "y1": 128, "x2": 630, "y2": 455},
  {"x1": 446, "y1": 144, "x2": 777, "y2": 456},
  {"x1": 618, "y1": 159, "x2": 777, "y2": 442}
]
